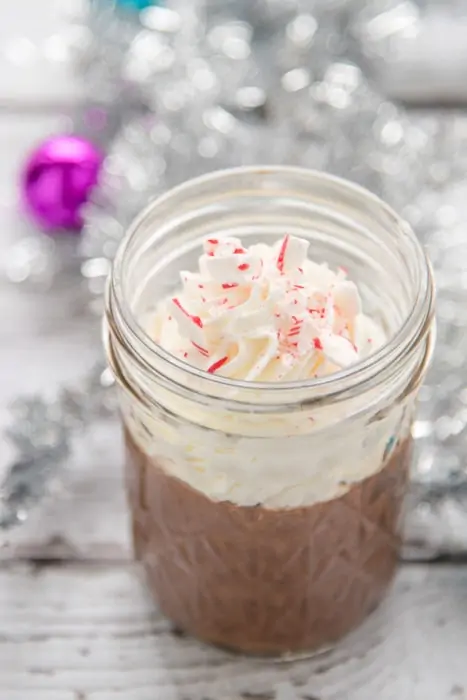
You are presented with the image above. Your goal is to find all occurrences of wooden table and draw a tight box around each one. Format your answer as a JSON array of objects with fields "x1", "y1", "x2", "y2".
[
  {"x1": 2, "y1": 2, "x2": 467, "y2": 699},
  {"x1": 1, "y1": 560, "x2": 467, "y2": 700}
]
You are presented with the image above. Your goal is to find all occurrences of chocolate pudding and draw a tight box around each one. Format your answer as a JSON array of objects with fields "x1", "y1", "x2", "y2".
[{"x1": 125, "y1": 427, "x2": 411, "y2": 655}]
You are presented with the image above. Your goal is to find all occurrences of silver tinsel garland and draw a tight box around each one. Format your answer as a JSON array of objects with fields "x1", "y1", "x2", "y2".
[{"x1": 3, "y1": 0, "x2": 467, "y2": 561}]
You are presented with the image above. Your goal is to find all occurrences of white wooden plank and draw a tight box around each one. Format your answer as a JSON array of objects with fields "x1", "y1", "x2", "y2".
[{"x1": 0, "y1": 561, "x2": 466, "y2": 700}]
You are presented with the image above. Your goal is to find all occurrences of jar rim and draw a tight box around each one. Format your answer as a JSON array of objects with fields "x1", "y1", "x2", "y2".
[{"x1": 108, "y1": 165, "x2": 435, "y2": 402}]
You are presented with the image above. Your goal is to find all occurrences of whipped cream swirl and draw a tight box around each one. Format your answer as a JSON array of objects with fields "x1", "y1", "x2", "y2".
[{"x1": 150, "y1": 235, "x2": 385, "y2": 381}]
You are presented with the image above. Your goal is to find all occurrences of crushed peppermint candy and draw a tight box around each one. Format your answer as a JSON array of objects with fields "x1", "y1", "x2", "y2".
[{"x1": 150, "y1": 235, "x2": 386, "y2": 381}]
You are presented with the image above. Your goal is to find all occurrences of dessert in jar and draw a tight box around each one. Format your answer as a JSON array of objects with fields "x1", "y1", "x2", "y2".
[{"x1": 104, "y1": 167, "x2": 435, "y2": 655}]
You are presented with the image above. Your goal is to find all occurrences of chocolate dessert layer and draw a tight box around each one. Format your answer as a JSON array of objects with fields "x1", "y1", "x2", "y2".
[{"x1": 125, "y1": 427, "x2": 411, "y2": 655}]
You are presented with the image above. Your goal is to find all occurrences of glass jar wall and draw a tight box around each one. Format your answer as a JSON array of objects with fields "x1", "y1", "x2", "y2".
[{"x1": 105, "y1": 166, "x2": 435, "y2": 655}]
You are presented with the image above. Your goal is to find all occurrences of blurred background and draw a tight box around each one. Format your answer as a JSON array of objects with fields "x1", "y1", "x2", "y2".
[{"x1": 2, "y1": 0, "x2": 467, "y2": 556}]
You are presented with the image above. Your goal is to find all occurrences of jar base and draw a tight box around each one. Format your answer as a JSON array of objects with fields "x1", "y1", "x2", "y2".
[
  {"x1": 170, "y1": 621, "x2": 338, "y2": 661},
  {"x1": 150, "y1": 581, "x2": 387, "y2": 659}
]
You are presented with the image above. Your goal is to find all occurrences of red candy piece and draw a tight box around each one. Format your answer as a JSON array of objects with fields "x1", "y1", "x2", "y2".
[{"x1": 207, "y1": 356, "x2": 229, "y2": 374}]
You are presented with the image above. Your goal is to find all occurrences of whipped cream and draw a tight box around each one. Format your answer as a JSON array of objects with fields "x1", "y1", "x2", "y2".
[
  {"x1": 122, "y1": 390, "x2": 414, "y2": 508},
  {"x1": 151, "y1": 235, "x2": 386, "y2": 382},
  {"x1": 120, "y1": 234, "x2": 416, "y2": 508}
]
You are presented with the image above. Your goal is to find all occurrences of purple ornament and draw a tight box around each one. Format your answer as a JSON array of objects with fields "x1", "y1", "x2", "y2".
[{"x1": 21, "y1": 135, "x2": 104, "y2": 233}]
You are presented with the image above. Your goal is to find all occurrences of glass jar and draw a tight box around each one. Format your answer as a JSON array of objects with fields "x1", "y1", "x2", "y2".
[{"x1": 104, "y1": 166, "x2": 435, "y2": 656}]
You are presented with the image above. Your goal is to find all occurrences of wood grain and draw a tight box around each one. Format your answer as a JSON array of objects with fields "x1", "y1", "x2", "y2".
[{"x1": 0, "y1": 561, "x2": 466, "y2": 700}]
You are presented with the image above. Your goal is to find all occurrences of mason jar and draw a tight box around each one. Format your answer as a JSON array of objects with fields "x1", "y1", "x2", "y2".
[{"x1": 104, "y1": 166, "x2": 435, "y2": 656}]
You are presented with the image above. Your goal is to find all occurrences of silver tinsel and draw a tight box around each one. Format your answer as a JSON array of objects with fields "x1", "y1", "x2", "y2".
[
  {"x1": 80, "y1": 0, "x2": 435, "y2": 305},
  {"x1": 0, "y1": 363, "x2": 116, "y2": 531},
  {"x1": 4, "y1": 0, "x2": 467, "y2": 560}
]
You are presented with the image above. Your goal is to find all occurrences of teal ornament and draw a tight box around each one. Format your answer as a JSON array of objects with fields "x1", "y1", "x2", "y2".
[{"x1": 115, "y1": 0, "x2": 162, "y2": 9}]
